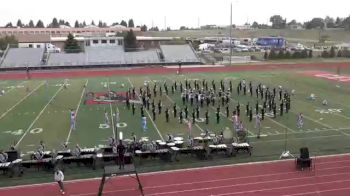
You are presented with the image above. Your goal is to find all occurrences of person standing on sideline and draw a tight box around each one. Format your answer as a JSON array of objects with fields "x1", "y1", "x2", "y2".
[
  {"x1": 117, "y1": 140, "x2": 126, "y2": 169},
  {"x1": 54, "y1": 169, "x2": 65, "y2": 195}
]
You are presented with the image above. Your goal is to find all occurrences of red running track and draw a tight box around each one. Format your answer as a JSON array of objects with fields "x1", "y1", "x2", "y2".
[
  {"x1": 0, "y1": 63, "x2": 350, "y2": 80},
  {"x1": 2, "y1": 154, "x2": 350, "y2": 196}
]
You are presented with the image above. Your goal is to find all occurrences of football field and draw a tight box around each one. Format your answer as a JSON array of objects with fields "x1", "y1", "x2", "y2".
[{"x1": 1, "y1": 67, "x2": 350, "y2": 159}]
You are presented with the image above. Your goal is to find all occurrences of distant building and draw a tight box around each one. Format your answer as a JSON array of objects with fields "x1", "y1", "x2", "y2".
[
  {"x1": 288, "y1": 24, "x2": 304, "y2": 30},
  {"x1": 235, "y1": 24, "x2": 252, "y2": 30}
]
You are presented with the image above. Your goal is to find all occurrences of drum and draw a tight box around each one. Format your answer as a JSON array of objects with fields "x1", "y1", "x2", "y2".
[
  {"x1": 174, "y1": 141, "x2": 184, "y2": 147},
  {"x1": 167, "y1": 143, "x2": 175, "y2": 147},
  {"x1": 174, "y1": 137, "x2": 183, "y2": 141}
]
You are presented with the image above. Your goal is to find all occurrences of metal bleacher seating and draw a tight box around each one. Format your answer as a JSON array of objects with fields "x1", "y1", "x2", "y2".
[
  {"x1": 160, "y1": 44, "x2": 200, "y2": 63},
  {"x1": 1, "y1": 48, "x2": 44, "y2": 67}
]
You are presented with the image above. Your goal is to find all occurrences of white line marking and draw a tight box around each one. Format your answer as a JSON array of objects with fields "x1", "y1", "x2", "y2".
[
  {"x1": 207, "y1": 179, "x2": 350, "y2": 196},
  {"x1": 251, "y1": 134, "x2": 343, "y2": 144},
  {"x1": 2, "y1": 153, "x2": 350, "y2": 191},
  {"x1": 127, "y1": 77, "x2": 164, "y2": 141},
  {"x1": 282, "y1": 187, "x2": 350, "y2": 196},
  {"x1": 0, "y1": 82, "x2": 44, "y2": 121},
  {"x1": 66, "y1": 80, "x2": 89, "y2": 143},
  {"x1": 70, "y1": 169, "x2": 350, "y2": 196},
  {"x1": 107, "y1": 79, "x2": 116, "y2": 139},
  {"x1": 15, "y1": 84, "x2": 64, "y2": 147}
]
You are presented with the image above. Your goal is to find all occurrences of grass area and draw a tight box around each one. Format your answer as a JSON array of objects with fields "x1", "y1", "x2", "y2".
[
  {"x1": 143, "y1": 29, "x2": 350, "y2": 44},
  {"x1": 1, "y1": 67, "x2": 350, "y2": 186}
]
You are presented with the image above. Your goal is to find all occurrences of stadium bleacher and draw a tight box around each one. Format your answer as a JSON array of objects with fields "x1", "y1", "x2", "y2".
[
  {"x1": 1, "y1": 44, "x2": 200, "y2": 68},
  {"x1": 160, "y1": 44, "x2": 200, "y2": 63},
  {"x1": 1, "y1": 48, "x2": 44, "y2": 68},
  {"x1": 47, "y1": 53, "x2": 87, "y2": 66}
]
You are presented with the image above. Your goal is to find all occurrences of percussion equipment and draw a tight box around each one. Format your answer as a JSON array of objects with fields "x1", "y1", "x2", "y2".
[
  {"x1": 174, "y1": 137, "x2": 183, "y2": 141},
  {"x1": 232, "y1": 143, "x2": 252, "y2": 156}
]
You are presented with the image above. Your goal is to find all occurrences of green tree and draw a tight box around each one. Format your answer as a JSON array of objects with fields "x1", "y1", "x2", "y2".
[
  {"x1": 36, "y1": 20, "x2": 45, "y2": 28},
  {"x1": 5, "y1": 22, "x2": 13, "y2": 28},
  {"x1": 128, "y1": 19, "x2": 135, "y2": 28},
  {"x1": 91, "y1": 20, "x2": 95, "y2": 26},
  {"x1": 337, "y1": 50, "x2": 342, "y2": 57},
  {"x1": 329, "y1": 46, "x2": 336, "y2": 58},
  {"x1": 64, "y1": 33, "x2": 81, "y2": 53},
  {"x1": 124, "y1": 29, "x2": 137, "y2": 49},
  {"x1": 0, "y1": 35, "x2": 18, "y2": 50},
  {"x1": 321, "y1": 50, "x2": 329, "y2": 58},
  {"x1": 74, "y1": 20, "x2": 79, "y2": 28},
  {"x1": 301, "y1": 49, "x2": 308, "y2": 58},
  {"x1": 264, "y1": 51, "x2": 268, "y2": 60},
  {"x1": 16, "y1": 19, "x2": 23, "y2": 27},
  {"x1": 98, "y1": 20, "x2": 103, "y2": 27},
  {"x1": 140, "y1": 25, "x2": 148, "y2": 32},
  {"x1": 277, "y1": 50, "x2": 285, "y2": 59},
  {"x1": 308, "y1": 50, "x2": 313, "y2": 58},
  {"x1": 268, "y1": 50, "x2": 277, "y2": 59},
  {"x1": 305, "y1": 18, "x2": 325, "y2": 29},
  {"x1": 120, "y1": 20, "x2": 127, "y2": 27},
  {"x1": 82, "y1": 21, "x2": 87, "y2": 27},
  {"x1": 252, "y1": 21, "x2": 259, "y2": 29},
  {"x1": 270, "y1": 15, "x2": 286, "y2": 29},
  {"x1": 28, "y1": 20, "x2": 35, "y2": 28},
  {"x1": 285, "y1": 51, "x2": 291, "y2": 59},
  {"x1": 50, "y1": 18, "x2": 59, "y2": 28},
  {"x1": 325, "y1": 16, "x2": 335, "y2": 28},
  {"x1": 344, "y1": 16, "x2": 350, "y2": 30}
]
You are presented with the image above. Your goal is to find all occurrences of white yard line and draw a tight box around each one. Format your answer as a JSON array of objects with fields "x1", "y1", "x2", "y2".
[
  {"x1": 127, "y1": 77, "x2": 164, "y2": 141},
  {"x1": 293, "y1": 110, "x2": 350, "y2": 136},
  {"x1": 0, "y1": 81, "x2": 45, "y2": 121},
  {"x1": 107, "y1": 79, "x2": 116, "y2": 139},
  {"x1": 15, "y1": 84, "x2": 65, "y2": 147},
  {"x1": 65, "y1": 80, "x2": 89, "y2": 143},
  {"x1": 3, "y1": 81, "x2": 27, "y2": 94}
]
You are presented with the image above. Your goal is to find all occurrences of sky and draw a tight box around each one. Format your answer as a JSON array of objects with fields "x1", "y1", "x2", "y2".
[{"x1": 0, "y1": 0, "x2": 349, "y2": 29}]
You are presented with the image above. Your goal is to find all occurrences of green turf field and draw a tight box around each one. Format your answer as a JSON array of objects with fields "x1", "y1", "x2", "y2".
[{"x1": 1, "y1": 69, "x2": 350, "y2": 160}]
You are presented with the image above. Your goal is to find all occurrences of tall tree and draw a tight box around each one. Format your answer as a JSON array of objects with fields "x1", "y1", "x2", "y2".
[
  {"x1": 325, "y1": 16, "x2": 335, "y2": 28},
  {"x1": 50, "y1": 18, "x2": 59, "y2": 28},
  {"x1": 335, "y1": 17, "x2": 344, "y2": 27},
  {"x1": 82, "y1": 21, "x2": 87, "y2": 27},
  {"x1": 252, "y1": 21, "x2": 259, "y2": 29},
  {"x1": 28, "y1": 20, "x2": 35, "y2": 28},
  {"x1": 128, "y1": 19, "x2": 135, "y2": 28},
  {"x1": 120, "y1": 20, "x2": 127, "y2": 27},
  {"x1": 140, "y1": 25, "x2": 148, "y2": 32},
  {"x1": 98, "y1": 20, "x2": 103, "y2": 27},
  {"x1": 0, "y1": 35, "x2": 18, "y2": 50},
  {"x1": 124, "y1": 29, "x2": 137, "y2": 49},
  {"x1": 305, "y1": 18, "x2": 325, "y2": 29},
  {"x1": 74, "y1": 20, "x2": 80, "y2": 28},
  {"x1": 270, "y1": 15, "x2": 286, "y2": 29},
  {"x1": 343, "y1": 16, "x2": 350, "y2": 30},
  {"x1": 36, "y1": 20, "x2": 45, "y2": 28},
  {"x1": 64, "y1": 33, "x2": 81, "y2": 53},
  {"x1": 91, "y1": 20, "x2": 95, "y2": 26},
  {"x1": 16, "y1": 19, "x2": 23, "y2": 27},
  {"x1": 5, "y1": 22, "x2": 13, "y2": 28}
]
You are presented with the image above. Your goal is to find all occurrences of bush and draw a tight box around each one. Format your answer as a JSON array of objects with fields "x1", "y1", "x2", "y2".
[
  {"x1": 277, "y1": 50, "x2": 285, "y2": 59},
  {"x1": 292, "y1": 51, "x2": 301, "y2": 58},
  {"x1": 337, "y1": 50, "x2": 342, "y2": 57},
  {"x1": 301, "y1": 50, "x2": 308, "y2": 58},
  {"x1": 268, "y1": 50, "x2": 277, "y2": 59},
  {"x1": 308, "y1": 50, "x2": 313, "y2": 58},
  {"x1": 321, "y1": 50, "x2": 330, "y2": 58},
  {"x1": 329, "y1": 46, "x2": 336, "y2": 58},
  {"x1": 285, "y1": 51, "x2": 291, "y2": 59},
  {"x1": 264, "y1": 51, "x2": 268, "y2": 60}
]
